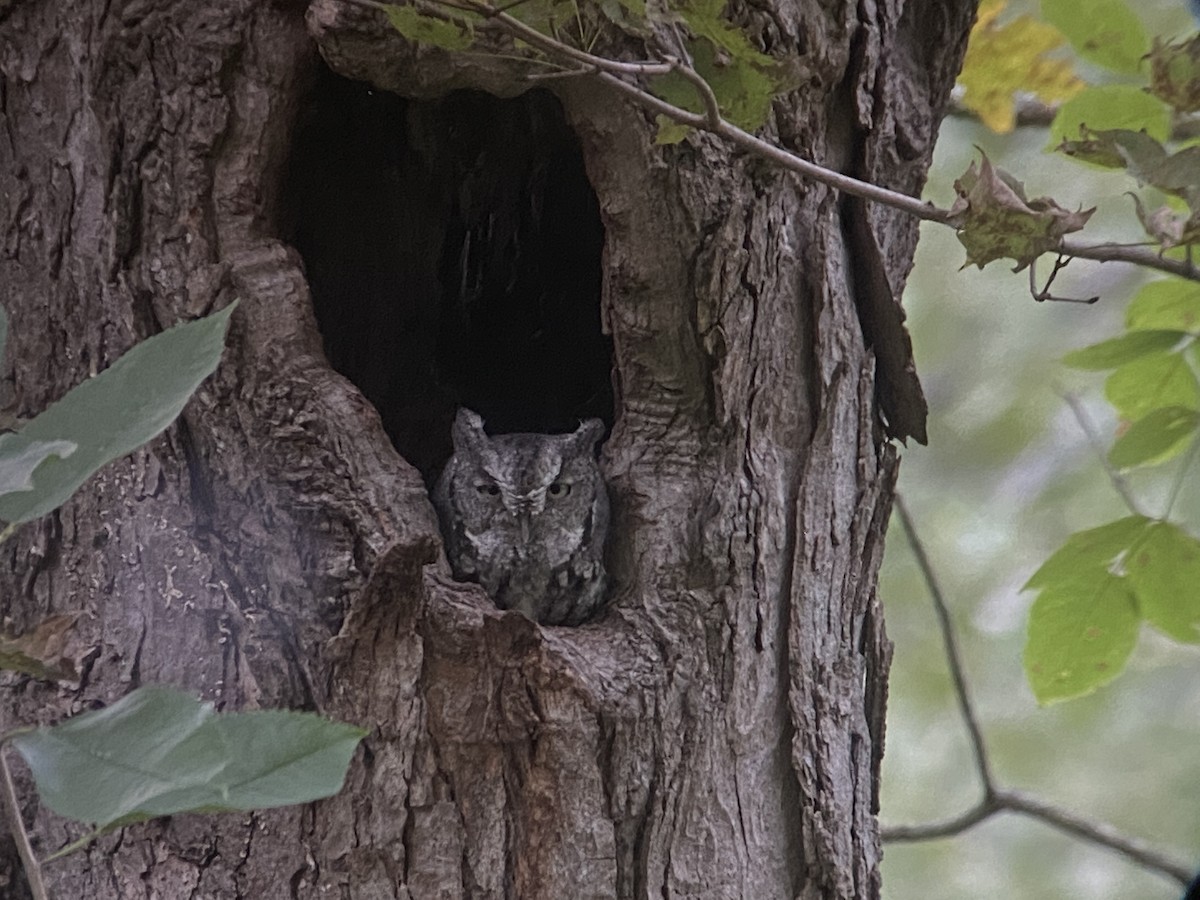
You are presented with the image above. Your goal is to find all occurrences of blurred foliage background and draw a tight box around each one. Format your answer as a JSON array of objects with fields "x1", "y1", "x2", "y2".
[{"x1": 879, "y1": 2, "x2": 1200, "y2": 897}]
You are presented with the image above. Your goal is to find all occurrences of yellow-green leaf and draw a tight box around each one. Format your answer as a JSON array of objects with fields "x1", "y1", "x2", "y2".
[
  {"x1": 673, "y1": 0, "x2": 772, "y2": 65},
  {"x1": 1108, "y1": 406, "x2": 1199, "y2": 469},
  {"x1": 1049, "y1": 86, "x2": 1172, "y2": 151},
  {"x1": 1126, "y1": 522, "x2": 1200, "y2": 643},
  {"x1": 1126, "y1": 279, "x2": 1200, "y2": 334},
  {"x1": 958, "y1": 0, "x2": 1083, "y2": 133},
  {"x1": 1061, "y1": 330, "x2": 1183, "y2": 370},
  {"x1": 1024, "y1": 515, "x2": 1150, "y2": 591},
  {"x1": 1105, "y1": 352, "x2": 1200, "y2": 421},
  {"x1": 383, "y1": 3, "x2": 474, "y2": 51},
  {"x1": 1040, "y1": 0, "x2": 1149, "y2": 75},
  {"x1": 1024, "y1": 567, "x2": 1140, "y2": 704}
]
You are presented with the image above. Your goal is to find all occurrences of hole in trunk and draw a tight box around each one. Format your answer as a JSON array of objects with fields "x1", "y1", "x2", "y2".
[{"x1": 281, "y1": 69, "x2": 612, "y2": 479}]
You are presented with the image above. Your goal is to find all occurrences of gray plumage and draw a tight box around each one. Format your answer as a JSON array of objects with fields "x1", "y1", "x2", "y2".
[{"x1": 433, "y1": 409, "x2": 609, "y2": 625}]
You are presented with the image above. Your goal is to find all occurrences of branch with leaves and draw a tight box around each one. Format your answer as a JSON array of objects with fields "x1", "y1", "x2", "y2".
[
  {"x1": 344, "y1": 0, "x2": 1200, "y2": 288},
  {"x1": 885, "y1": 497, "x2": 1194, "y2": 889}
]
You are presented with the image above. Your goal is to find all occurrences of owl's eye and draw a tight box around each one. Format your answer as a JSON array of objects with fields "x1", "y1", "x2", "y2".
[
  {"x1": 476, "y1": 483, "x2": 501, "y2": 497},
  {"x1": 548, "y1": 481, "x2": 570, "y2": 498}
]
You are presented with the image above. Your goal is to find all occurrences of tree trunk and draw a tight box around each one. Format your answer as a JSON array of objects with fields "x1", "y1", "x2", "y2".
[{"x1": 0, "y1": 0, "x2": 973, "y2": 897}]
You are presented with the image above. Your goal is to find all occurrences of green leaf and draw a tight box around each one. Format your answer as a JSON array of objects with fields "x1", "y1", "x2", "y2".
[
  {"x1": 0, "y1": 304, "x2": 236, "y2": 525},
  {"x1": 1108, "y1": 406, "x2": 1199, "y2": 469},
  {"x1": 692, "y1": 41, "x2": 777, "y2": 131},
  {"x1": 596, "y1": 0, "x2": 650, "y2": 35},
  {"x1": 1039, "y1": 0, "x2": 1149, "y2": 74},
  {"x1": 651, "y1": 0, "x2": 793, "y2": 133},
  {"x1": 673, "y1": 0, "x2": 772, "y2": 65},
  {"x1": 1126, "y1": 522, "x2": 1200, "y2": 643},
  {"x1": 1061, "y1": 330, "x2": 1183, "y2": 369},
  {"x1": 1059, "y1": 131, "x2": 1200, "y2": 202},
  {"x1": 654, "y1": 115, "x2": 691, "y2": 145},
  {"x1": 1024, "y1": 567, "x2": 1140, "y2": 703},
  {"x1": 0, "y1": 436, "x2": 77, "y2": 497},
  {"x1": 1126, "y1": 279, "x2": 1200, "y2": 333},
  {"x1": 1105, "y1": 352, "x2": 1200, "y2": 421},
  {"x1": 10, "y1": 686, "x2": 366, "y2": 829},
  {"x1": 1056, "y1": 126, "x2": 1166, "y2": 173},
  {"x1": 1024, "y1": 515, "x2": 1150, "y2": 591},
  {"x1": 1049, "y1": 86, "x2": 1172, "y2": 150},
  {"x1": 383, "y1": 3, "x2": 474, "y2": 51},
  {"x1": 1140, "y1": 145, "x2": 1200, "y2": 198},
  {"x1": 650, "y1": 35, "x2": 786, "y2": 132}
]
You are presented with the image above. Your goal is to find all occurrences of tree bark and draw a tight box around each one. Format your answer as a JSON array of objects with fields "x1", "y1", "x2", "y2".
[{"x1": 0, "y1": 0, "x2": 973, "y2": 897}]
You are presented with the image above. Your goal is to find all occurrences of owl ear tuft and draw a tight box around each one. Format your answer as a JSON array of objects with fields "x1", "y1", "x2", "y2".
[
  {"x1": 452, "y1": 408, "x2": 488, "y2": 452},
  {"x1": 569, "y1": 418, "x2": 606, "y2": 453}
]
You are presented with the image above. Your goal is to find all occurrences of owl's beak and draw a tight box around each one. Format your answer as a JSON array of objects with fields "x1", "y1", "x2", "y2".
[{"x1": 517, "y1": 511, "x2": 532, "y2": 545}]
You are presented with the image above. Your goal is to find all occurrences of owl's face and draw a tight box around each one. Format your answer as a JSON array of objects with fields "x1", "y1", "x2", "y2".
[{"x1": 448, "y1": 411, "x2": 605, "y2": 563}]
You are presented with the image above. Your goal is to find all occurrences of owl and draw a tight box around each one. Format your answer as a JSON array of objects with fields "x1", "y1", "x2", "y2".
[{"x1": 433, "y1": 409, "x2": 610, "y2": 626}]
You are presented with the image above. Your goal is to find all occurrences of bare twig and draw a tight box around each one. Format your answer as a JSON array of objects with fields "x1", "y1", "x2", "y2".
[
  {"x1": 1060, "y1": 391, "x2": 1147, "y2": 518},
  {"x1": 1059, "y1": 239, "x2": 1198, "y2": 280},
  {"x1": 894, "y1": 495, "x2": 993, "y2": 788},
  {"x1": 883, "y1": 795, "x2": 1000, "y2": 842},
  {"x1": 1029, "y1": 255, "x2": 1099, "y2": 304},
  {"x1": 884, "y1": 788, "x2": 1193, "y2": 885},
  {"x1": 1000, "y1": 789, "x2": 1194, "y2": 883},
  {"x1": 0, "y1": 747, "x2": 49, "y2": 900}
]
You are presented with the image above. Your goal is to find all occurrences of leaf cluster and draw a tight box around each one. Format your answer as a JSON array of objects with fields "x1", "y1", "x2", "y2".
[
  {"x1": 381, "y1": 0, "x2": 795, "y2": 139},
  {"x1": 950, "y1": 0, "x2": 1200, "y2": 270}
]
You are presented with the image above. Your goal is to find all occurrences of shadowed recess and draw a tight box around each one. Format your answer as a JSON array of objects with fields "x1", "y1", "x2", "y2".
[{"x1": 282, "y1": 70, "x2": 612, "y2": 478}]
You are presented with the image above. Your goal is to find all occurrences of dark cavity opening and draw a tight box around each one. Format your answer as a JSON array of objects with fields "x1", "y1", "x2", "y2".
[{"x1": 281, "y1": 70, "x2": 612, "y2": 479}]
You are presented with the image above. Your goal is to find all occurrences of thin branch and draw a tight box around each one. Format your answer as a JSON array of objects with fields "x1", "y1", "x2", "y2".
[
  {"x1": 999, "y1": 789, "x2": 1194, "y2": 884},
  {"x1": 883, "y1": 796, "x2": 1000, "y2": 842},
  {"x1": 885, "y1": 789, "x2": 1194, "y2": 886},
  {"x1": 0, "y1": 748, "x2": 49, "y2": 900},
  {"x1": 663, "y1": 56, "x2": 721, "y2": 129},
  {"x1": 887, "y1": 498, "x2": 1194, "y2": 887},
  {"x1": 508, "y1": 13, "x2": 1199, "y2": 281},
  {"x1": 346, "y1": 0, "x2": 1200, "y2": 283},
  {"x1": 894, "y1": 495, "x2": 994, "y2": 789},
  {"x1": 1060, "y1": 391, "x2": 1147, "y2": 518},
  {"x1": 1059, "y1": 239, "x2": 1198, "y2": 281},
  {"x1": 1029, "y1": 255, "x2": 1098, "y2": 304}
]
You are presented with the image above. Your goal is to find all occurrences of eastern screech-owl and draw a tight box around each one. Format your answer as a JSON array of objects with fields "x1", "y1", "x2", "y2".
[{"x1": 433, "y1": 409, "x2": 609, "y2": 626}]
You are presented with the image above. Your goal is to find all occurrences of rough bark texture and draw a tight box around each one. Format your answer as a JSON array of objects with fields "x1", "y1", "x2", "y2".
[{"x1": 0, "y1": 0, "x2": 973, "y2": 898}]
